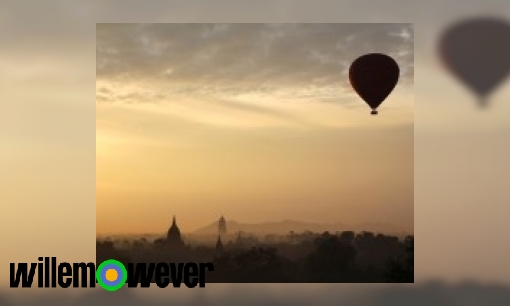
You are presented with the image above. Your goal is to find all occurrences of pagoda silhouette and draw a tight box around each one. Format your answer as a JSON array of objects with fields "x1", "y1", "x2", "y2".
[{"x1": 166, "y1": 215, "x2": 185, "y2": 247}]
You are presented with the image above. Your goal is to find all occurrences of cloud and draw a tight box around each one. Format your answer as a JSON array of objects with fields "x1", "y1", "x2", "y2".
[
  {"x1": 97, "y1": 23, "x2": 413, "y2": 83},
  {"x1": 207, "y1": 98, "x2": 313, "y2": 127},
  {"x1": 96, "y1": 23, "x2": 413, "y2": 113}
]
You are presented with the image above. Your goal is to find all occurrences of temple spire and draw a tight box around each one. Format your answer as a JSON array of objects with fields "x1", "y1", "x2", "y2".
[
  {"x1": 218, "y1": 215, "x2": 227, "y2": 236},
  {"x1": 166, "y1": 214, "x2": 184, "y2": 247},
  {"x1": 216, "y1": 235, "x2": 224, "y2": 252}
]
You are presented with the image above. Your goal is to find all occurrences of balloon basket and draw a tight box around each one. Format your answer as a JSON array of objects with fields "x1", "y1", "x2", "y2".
[{"x1": 371, "y1": 110, "x2": 378, "y2": 115}]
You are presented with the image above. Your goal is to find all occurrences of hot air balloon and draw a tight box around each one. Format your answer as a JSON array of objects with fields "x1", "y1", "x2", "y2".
[
  {"x1": 349, "y1": 53, "x2": 400, "y2": 115},
  {"x1": 438, "y1": 17, "x2": 510, "y2": 107}
]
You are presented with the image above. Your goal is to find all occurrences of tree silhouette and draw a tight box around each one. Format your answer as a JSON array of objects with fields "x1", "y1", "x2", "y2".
[
  {"x1": 339, "y1": 231, "x2": 355, "y2": 244},
  {"x1": 96, "y1": 241, "x2": 131, "y2": 266},
  {"x1": 96, "y1": 230, "x2": 412, "y2": 283},
  {"x1": 304, "y1": 233, "x2": 357, "y2": 282},
  {"x1": 231, "y1": 247, "x2": 285, "y2": 282},
  {"x1": 385, "y1": 235, "x2": 413, "y2": 282}
]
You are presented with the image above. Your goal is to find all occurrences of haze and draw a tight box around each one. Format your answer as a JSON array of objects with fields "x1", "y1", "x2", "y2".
[{"x1": 96, "y1": 23, "x2": 414, "y2": 235}]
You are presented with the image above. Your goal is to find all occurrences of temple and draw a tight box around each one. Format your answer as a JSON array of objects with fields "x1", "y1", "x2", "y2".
[
  {"x1": 215, "y1": 235, "x2": 224, "y2": 253},
  {"x1": 166, "y1": 215, "x2": 185, "y2": 247},
  {"x1": 218, "y1": 215, "x2": 227, "y2": 236}
]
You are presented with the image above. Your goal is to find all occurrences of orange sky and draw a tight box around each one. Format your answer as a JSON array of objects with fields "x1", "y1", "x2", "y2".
[{"x1": 96, "y1": 23, "x2": 414, "y2": 235}]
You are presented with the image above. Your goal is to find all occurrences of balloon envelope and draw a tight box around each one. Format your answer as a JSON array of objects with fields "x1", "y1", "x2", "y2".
[
  {"x1": 438, "y1": 17, "x2": 510, "y2": 105},
  {"x1": 349, "y1": 53, "x2": 400, "y2": 114}
]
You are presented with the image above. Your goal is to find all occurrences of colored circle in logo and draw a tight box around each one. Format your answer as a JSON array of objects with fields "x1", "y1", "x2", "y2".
[{"x1": 96, "y1": 259, "x2": 127, "y2": 291}]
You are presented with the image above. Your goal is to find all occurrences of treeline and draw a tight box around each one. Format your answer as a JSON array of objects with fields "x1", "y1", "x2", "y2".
[{"x1": 96, "y1": 231, "x2": 413, "y2": 283}]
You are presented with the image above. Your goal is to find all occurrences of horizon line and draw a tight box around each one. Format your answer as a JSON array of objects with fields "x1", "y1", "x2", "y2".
[{"x1": 97, "y1": 218, "x2": 413, "y2": 237}]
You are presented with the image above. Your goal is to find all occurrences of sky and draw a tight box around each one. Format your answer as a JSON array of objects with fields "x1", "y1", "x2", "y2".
[{"x1": 95, "y1": 23, "x2": 414, "y2": 235}]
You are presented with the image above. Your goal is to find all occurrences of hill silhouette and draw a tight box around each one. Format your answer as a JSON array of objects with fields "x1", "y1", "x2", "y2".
[{"x1": 192, "y1": 219, "x2": 408, "y2": 236}]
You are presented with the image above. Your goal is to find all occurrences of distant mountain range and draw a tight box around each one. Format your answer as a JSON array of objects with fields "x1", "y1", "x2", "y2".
[{"x1": 192, "y1": 220, "x2": 410, "y2": 236}]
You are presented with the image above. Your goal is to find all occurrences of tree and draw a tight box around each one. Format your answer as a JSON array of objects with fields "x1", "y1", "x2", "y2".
[
  {"x1": 385, "y1": 236, "x2": 413, "y2": 282},
  {"x1": 303, "y1": 233, "x2": 357, "y2": 282},
  {"x1": 231, "y1": 247, "x2": 285, "y2": 282},
  {"x1": 340, "y1": 231, "x2": 355, "y2": 244}
]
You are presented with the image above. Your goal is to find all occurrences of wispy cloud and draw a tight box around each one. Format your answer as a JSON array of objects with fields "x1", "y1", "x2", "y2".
[{"x1": 96, "y1": 23, "x2": 413, "y2": 113}]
